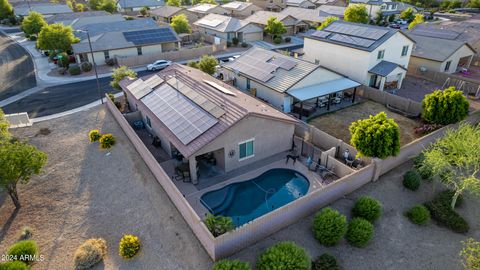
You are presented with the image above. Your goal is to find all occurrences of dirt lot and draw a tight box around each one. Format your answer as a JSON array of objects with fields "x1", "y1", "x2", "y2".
[
  {"x1": 0, "y1": 107, "x2": 212, "y2": 270},
  {"x1": 308, "y1": 100, "x2": 422, "y2": 146}
]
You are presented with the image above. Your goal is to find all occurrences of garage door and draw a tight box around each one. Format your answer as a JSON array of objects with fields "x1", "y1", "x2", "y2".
[{"x1": 243, "y1": 32, "x2": 263, "y2": 42}]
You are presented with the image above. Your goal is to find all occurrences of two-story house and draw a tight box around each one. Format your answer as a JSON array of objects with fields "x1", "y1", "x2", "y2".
[
  {"x1": 349, "y1": 0, "x2": 420, "y2": 20},
  {"x1": 303, "y1": 21, "x2": 415, "y2": 91}
]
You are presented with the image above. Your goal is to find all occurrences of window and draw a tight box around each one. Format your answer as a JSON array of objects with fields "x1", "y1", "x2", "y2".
[
  {"x1": 377, "y1": 50, "x2": 385, "y2": 60},
  {"x1": 104, "y1": 51, "x2": 110, "y2": 60},
  {"x1": 137, "y1": 47, "x2": 142, "y2": 56},
  {"x1": 445, "y1": 61, "x2": 451, "y2": 71},
  {"x1": 146, "y1": 115, "x2": 152, "y2": 128},
  {"x1": 239, "y1": 139, "x2": 254, "y2": 160},
  {"x1": 246, "y1": 78, "x2": 251, "y2": 90},
  {"x1": 401, "y1": 45, "x2": 409, "y2": 56}
]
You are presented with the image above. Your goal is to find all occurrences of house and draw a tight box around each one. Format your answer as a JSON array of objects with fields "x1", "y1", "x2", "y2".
[
  {"x1": 407, "y1": 32, "x2": 476, "y2": 74},
  {"x1": 45, "y1": 11, "x2": 110, "y2": 24},
  {"x1": 193, "y1": 14, "x2": 263, "y2": 42},
  {"x1": 247, "y1": 0, "x2": 286, "y2": 11},
  {"x1": 148, "y1": 6, "x2": 199, "y2": 23},
  {"x1": 187, "y1": 4, "x2": 229, "y2": 18},
  {"x1": 117, "y1": 0, "x2": 164, "y2": 12},
  {"x1": 280, "y1": 6, "x2": 345, "y2": 27},
  {"x1": 219, "y1": 47, "x2": 360, "y2": 114},
  {"x1": 221, "y1": 1, "x2": 262, "y2": 18},
  {"x1": 49, "y1": 13, "x2": 125, "y2": 29},
  {"x1": 303, "y1": 21, "x2": 415, "y2": 91},
  {"x1": 13, "y1": 3, "x2": 72, "y2": 17},
  {"x1": 72, "y1": 20, "x2": 180, "y2": 64},
  {"x1": 317, "y1": 5, "x2": 346, "y2": 18},
  {"x1": 286, "y1": 0, "x2": 316, "y2": 9},
  {"x1": 244, "y1": 11, "x2": 309, "y2": 35},
  {"x1": 120, "y1": 63, "x2": 298, "y2": 183},
  {"x1": 348, "y1": 0, "x2": 420, "y2": 20}
]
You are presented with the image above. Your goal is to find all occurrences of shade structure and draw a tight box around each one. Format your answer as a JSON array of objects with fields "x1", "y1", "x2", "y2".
[{"x1": 287, "y1": 78, "x2": 360, "y2": 101}]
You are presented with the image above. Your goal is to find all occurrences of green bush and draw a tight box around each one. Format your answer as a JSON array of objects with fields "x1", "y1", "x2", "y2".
[
  {"x1": 73, "y1": 238, "x2": 107, "y2": 269},
  {"x1": 413, "y1": 153, "x2": 432, "y2": 180},
  {"x1": 119, "y1": 234, "x2": 141, "y2": 259},
  {"x1": 28, "y1": 35, "x2": 37, "y2": 41},
  {"x1": 88, "y1": 130, "x2": 102, "y2": 142},
  {"x1": 273, "y1": 36, "x2": 282, "y2": 44},
  {"x1": 257, "y1": 241, "x2": 311, "y2": 270},
  {"x1": 346, "y1": 218, "x2": 374, "y2": 248},
  {"x1": 313, "y1": 208, "x2": 347, "y2": 246},
  {"x1": 205, "y1": 214, "x2": 234, "y2": 237},
  {"x1": 0, "y1": 261, "x2": 29, "y2": 270},
  {"x1": 312, "y1": 253, "x2": 339, "y2": 270},
  {"x1": 421, "y1": 87, "x2": 469, "y2": 125},
  {"x1": 403, "y1": 170, "x2": 421, "y2": 191},
  {"x1": 7, "y1": 240, "x2": 38, "y2": 265},
  {"x1": 212, "y1": 259, "x2": 252, "y2": 270},
  {"x1": 107, "y1": 93, "x2": 115, "y2": 102},
  {"x1": 68, "y1": 64, "x2": 81, "y2": 75},
  {"x1": 99, "y1": 133, "x2": 115, "y2": 149},
  {"x1": 18, "y1": 226, "x2": 33, "y2": 240},
  {"x1": 232, "y1": 37, "x2": 239, "y2": 46},
  {"x1": 435, "y1": 190, "x2": 463, "y2": 208},
  {"x1": 81, "y1": 62, "x2": 92, "y2": 72},
  {"x1": 424, "y1": 200, "x2": 469, "y2": 233},
  {"x1": 406, "y1": 205, "x2": 430, "y2": 225},
  {"x1": 352, "y1": 196, "x2": 382, "y2": 222}
]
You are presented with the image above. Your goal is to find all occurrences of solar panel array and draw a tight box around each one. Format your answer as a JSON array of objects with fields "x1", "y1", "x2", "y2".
[
  {"x1": 123, "y1": 28, "x2": 177, "y2": 46},
  {"x1": 269, "y1": 57, "x2": 297, "y2": 70},
  {"x1": 326, "y1": 23, "x2": 388, "y2": 40},
  {"x1": 311, "y1": 30, "x2": 331, "y2": 38},
  {"x1": 127, "y1": 79, "x2": 154, "y2": 99},
  {"x1": 330, "y1": 33, "x2": 375, "y2": 48},
  {"x1": 141, "y1": 83, "x2": 218, "y2": 145},
  {"x1": 144, "y1": 75, "x2": 164, "y2": 89},
  {"x1": 411, "y1": 27, "x2": 461, "y2": 40}
]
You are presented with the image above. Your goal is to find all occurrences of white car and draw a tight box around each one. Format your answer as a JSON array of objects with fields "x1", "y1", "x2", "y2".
[
  {"x1": 396, "y1": 19, "x2": 408, "y2": 25},
  {"x1": 147, "y1": 60, "x2": 172, "y2": 71}
]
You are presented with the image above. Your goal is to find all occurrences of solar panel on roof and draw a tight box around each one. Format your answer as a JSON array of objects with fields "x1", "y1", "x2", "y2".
[
  {"x1": 198, "y1": 18, "x2": 224, "y2": 28},
  {"x1": 269, "y1": 57, "x2": 297, "y2": 70},
  {"x1": 326, "y1": 23, "x2": 388, "y2": 40},
  {"x1": 123, "y1": 28, "x2": 177, "y2": 46},
  {"x1": 410, "y1": 27, "x2": 461, "y2": 40},
  {"x1": 144, "y1": 75, "x2": 164, "y2": 89},
  {"x1": 127, "y1": 79, "x2": 153, "y2": 99},
  {"x1": 330, "y1": 33, "x2": 375, "y2": 48}
]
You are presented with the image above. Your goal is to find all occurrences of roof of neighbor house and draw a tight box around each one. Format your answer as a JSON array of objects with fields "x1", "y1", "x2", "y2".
[
  {"x1": 221, "y1": 1, "x2": 258, "y2": 11},
  {"x1": 188, "y1": 3, "x2": 222, "y2": 14},
  {"x1": 46, "y1": 11, "x2": 110, "y2": 24},
  {"x1": 306, "y1": 20, "x2": 413, "y2": 52},
  {"x1": 117, "y1": 0, "x2": 164, "y2": 8},
  {"x1": 76, "y1": 19, "x2": 157, "y2": 38},
  {"x1": 286, "y1": 0, "x2": 315, "y2": 6},
  {"x1": 60, "y1": 14, "x2": 125, "y2": 30},
  {"x1": 14, "y1": 3, "x2": 73, "y2": 16},
  {"x1": 369, "y1": 60, "x2": 405, "y2": 76},
  {"x1": 221, "y1": 46, "x2": 360, "y2": 96},
  {"x1": 317, "y1": 5, "x2": 346, "y2": 17},
  {"x1": 407, "y1": 34, "x2": 476, "y2": 62},
  {"x1": 194, "y1": 13, "x2": 256, "y2": 32},
  {"x1": 281, "y1": 7, "x2": 343, "y2": 23},
  {"x1": 313, "y1": 0, "x2": 337, "y2": 4},
  {"x1": 410, "y1": 22, "x2": 480, "y2": 49},
  {"x1": 244, "y1": 11, "x2": 301, "y2": 26},
  {"x1": 119, "y1": 64, "x2": 297, "y2": 158},
  {"x1": 149, "y1": 6, "x2": 184, "y2": 17}
]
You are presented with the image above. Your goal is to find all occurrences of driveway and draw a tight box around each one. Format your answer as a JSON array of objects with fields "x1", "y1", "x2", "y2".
[{"x1": 0, "y1": 31, "x2": 36, "y2": 101}]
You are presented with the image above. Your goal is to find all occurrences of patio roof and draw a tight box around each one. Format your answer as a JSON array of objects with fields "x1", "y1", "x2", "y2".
[
  {"x1": 369, "y1": 60, "x2": 405, "y2": 77},
  {"x1": 287, "y1": 78, "x2": 360, "y2": 101}
]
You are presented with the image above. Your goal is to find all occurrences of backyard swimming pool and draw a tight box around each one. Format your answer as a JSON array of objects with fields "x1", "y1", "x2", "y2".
[{"x1": 200, "y1": 168, "x2": 310, "y2": 227}]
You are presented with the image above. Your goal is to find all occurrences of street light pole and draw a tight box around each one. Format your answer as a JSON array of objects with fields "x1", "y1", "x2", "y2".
[{"x1": 77, "y1": 29, "x2": 103, "y2": 104}]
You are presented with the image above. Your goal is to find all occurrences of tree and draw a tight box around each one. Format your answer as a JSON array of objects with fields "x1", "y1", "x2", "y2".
[
  {"x1": 0, "y1": 108, "x2": 11, "y2": 142},
  {"x1": 317, "y1": 16, "x2": 338, "y2": 30},
  {"x1": 198, "y1": 55, "x2": 218, "y2": 75},
  {"x1": 0, "y1": 0, "x2": 14, "y2": 19},
  {"x1": 140, "y1": 6, "x2": 150, "y2": 16},
  {"x1": 37, "y1": 23, "x2": 79, "y2": 52},
  {"x1": 460, "y1": 238, "x2": 480, "y2": 270},
  {"x1": 167, "y1": 0, "x2": 181, "y2": 6},
  {"x1": 110, "y1": 66, "x2": 137, "y2": 89},
  {"x1": 264, "y1": 17, "x2": 287, "y2": 38},
  {"x1": 388, "y1": 14, "x2": 395, "y2": 22},
  {"x1": 0, "y1": 142, "x2": 47, "y2": 208},
  {"x1": 408, "y1": 13, "x2": 424, "y2": 30},
  {"x1": 349, "y1": 112, "x2": 400, "y2": 159},
  {"x1": 344, "y1": 4, "x2": 369, "y2": 24},
  {"x1": 89, "y1": 0, "x2": 102, "y2": 10},
  {"x1": 76, "y1": 3, "x2": 85, "y2": 12},
  {"x1": 422, "y1": 86, "x2": 469, "y2": 125},
  {"x1": 468, "y1": 0, "x2": 480, "y2": 8},
  {"x1": 100, "y1": 0, "x2": 117, "y2": 13},
  {"x1": 419, "y1": 123, "x2": 480, "y2": 210},
  {"x1": 21, "y1": 12, "x2": 47, "y2": 36},
  {"x1": 170, "y1": 14, "x2": 191, "y2": 34},
  {"x1": 400, "y1": 7, "x2": 415, "y2": 22}
]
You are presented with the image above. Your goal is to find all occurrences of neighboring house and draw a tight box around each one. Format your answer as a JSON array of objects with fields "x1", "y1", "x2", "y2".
[
  {"x1": 247, "y1": 0, "x2": 286, "y2": 11},
  {"x1": 193, "y1": 14, "x2": 263, "y2": 42},
  {"x1": 221, "y1": 1, "x2": 262, "y2": 18},
  {"x1": 72, "y1": 21, "x2": 180, "y2": 65},
  {"x1": 317, "y1": 5, "x2": 346, "y2": 18},
  {"x1": 45, "y1": 11, "x2": 110, "y2": 24},
  {"x1": 187, "y1": 4, "x2": 229, "y2": 18},
  {"x1": 348, "y1": 0, "x2": 420, "y2": 20},
  {"x1": 244, "y1": 11, "x2": 309, "y2": 35},
  {"x1": 149, "y1": 6, "x2": 199, "y2": 23},
  {"x1": 120, "y1": 63, "x2": 298, "y2": 183},
  {"x1": 13, "y1": 3, "x2": 72, "y2": 17},
  {"x1": 219, "y1": 47, "x2": 360, "y2": 113},
  {"x1": 410, "y1": 23, "x2": 480, "y2": 53},
  {"x1": 303, "y1": 21, "x2": 415, "y2": 91},
  {"x1": 312, "y1": 0, "x2": 340, "y2": 6},
  {"x1": 280, "y1": 6, "x2": 345, "y2": 27},
  {"x1": 408, "y1": 33, "x2": 476, "y2": 74},
  {"x1": 50, "y1": 14, "x2": 125, "y2": 29},
  {"x1": 117, "y1": 0, "x2": 164, "y2": 12},
  {"x1": 286, "y1": 0, "x2": 316, "y2": 8}
]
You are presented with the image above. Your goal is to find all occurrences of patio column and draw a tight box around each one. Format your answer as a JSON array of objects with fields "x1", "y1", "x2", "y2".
[
  {"x1": 466, "y1": 55, "x2": 473, "y2": 68},
  {"x1": 327, "y1": 94, "x2": 331, "y2": 111},
  {"x1": 189, "y1": 156, "x2": 198, "y2": 184},
  {"x1": 352, "y1": 87, "x2": 357, "y2": 103},
  {"x1": 379, "y1": 77, "x2": 386, "y2": 91}
]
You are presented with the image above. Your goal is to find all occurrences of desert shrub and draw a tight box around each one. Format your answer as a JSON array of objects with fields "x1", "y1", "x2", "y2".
[
  {"x1": 212, "y1": 259, "x2": 252, "y2": 270},
  {"x1": 346, "y1": 218, "x2": 374, "y2": 248},
  {"x1": 29, "y1": 35, "x2": 37, "y2": 41},
  {"x1": 119, "y1": 234, "x2": 141, "y2": 259},
  {"x1": 105, "y1": 58, "x2": 115, "y2": 66},
  {"x1": 68, "y1": 64, "x2": 81, "y2": 75},
  {"x1": 352, "y1": 196, "x2": 382, "y2": 222},
  {"x1": 422, "y1": 87, "x2": 469, "y2": 125},
  {"x1": 81, "y1": 62, "x2": 92, "y2": 72},
  {"x1": 406, "y1": 205, "x2": 430, "y2": 225},
  {"x1": 99, "y1": 134, "x2": 115, "y2": 149},
  {"x1": 273, "y1": 36, "x2": 282, "y2": 44},
  {"x1": 424, "y1": 199, "x2": 469, "y2": 233},
  {"x1": 284, "y1": 37, "x2": 291, "y2": 42},
  {"x1": 187, "y1": 60, "x2": 198, "y2": 69},
  {"x1": 435, "y1": 190, "x2": 463, "y2": 208},
  {"x1": 205, "y1": 214, "x2": 234, "y2": 237},
  {"x1": 241, "y1": 42, "x2": 248, "y2": 48},
  {"x1": 125, "y1": 16, "x2": 134, "y2": 20},
  {"x1": 0, "y1": 261, "x2": 29, "y2": 270},
  {"x1": 257, "y1": 241, "x2": 311, "y2": 270},
  {"x1": 7, "y1": 240, "x2": 38, "y2": 265},
  {"x1": 232, "y1": 37, "x2": 239, "y2": 46},
  {"x1": 18, "y1": 226, "x2": 33, "y2": 240},
  {"x1": 403, "y1": 170, "x2": 421, "y2": 191},
  {"x1": 88, "y1": 130, "x2": 102, "y2": 142},
  {"x1": 73, "y1": 238, "x2": 107, "y2": 270},
  {"x1": 312, "y1": 253, "x2": 339, "y2": 270},
  {"x1": 313, "y1": 208, "x2": 347, "y2": 246}
]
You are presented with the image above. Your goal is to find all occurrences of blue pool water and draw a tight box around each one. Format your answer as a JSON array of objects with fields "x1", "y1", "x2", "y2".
[{"x1": 200, "y1": 168, "x2": 310, "y2": 227}]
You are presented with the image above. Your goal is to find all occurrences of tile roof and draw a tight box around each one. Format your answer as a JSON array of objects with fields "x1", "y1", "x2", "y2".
[
  {"x1": 46, "y1": 11, "x2": 110, "y2": 24},
  {"x1": 280, "y1": 7, "x2": 327, "y2": 23},
  {"x1": 408, "y1": 33, "x2": 476, "y2": 62},
  {"x1": 117, "y1": 0, "x2": 164, "y2": 8},
  {"x1": 221, "y1": 1, "x2": 256, "y2": 11},
  {"x1": 14, "y1": 3, "x2": 72, "y2": 16},
  {"x1": 119, "y1": 64, "x2": 297, "y2": 158},
  {"x1": 244, "y1": 11, "x2": 298, "y2": 26},
  {"x1": 317, "y1": 5, "x2": 346, "y2": 17},
  {"x1": 369, "y1": 60, "x2": 404, "y2": 76},
  {"x1": 193, "y1": 13, "x2": 255, "y2": 32},
  {"x1": 187, "y1": 3, "x2": 221, "y2": 13},
  {"x1": 76, "y1": 18, "x2": 157, "y2": 38},
  {"x1": 149, "y1": 6, "x2": 184, "y2": 17},
  {"x1": 64, "y1": 14, "x2": 125, "y2": 30}
]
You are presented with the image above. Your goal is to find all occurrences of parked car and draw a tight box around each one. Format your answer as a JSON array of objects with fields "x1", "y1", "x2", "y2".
[
  {"x1": 395, "y1": 19, "x2": 407, "y2": 25},
  {"x1": 147, "y1": 60, "x2": 172, "y2": 71},
  {"x1": 389, "y1": 23, "x2": 401, "y2": 29}
]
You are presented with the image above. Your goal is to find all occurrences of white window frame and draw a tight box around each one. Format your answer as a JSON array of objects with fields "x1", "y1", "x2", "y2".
[
  {"x1": 377, "y1": 49, "x2": 385, "y2": 60},
  {"x1": 401, "y1": 45, "x2": 409, "y2": 57},
  {"x1": 238, "y1": 138, "x2": 255, "y2": 161}
]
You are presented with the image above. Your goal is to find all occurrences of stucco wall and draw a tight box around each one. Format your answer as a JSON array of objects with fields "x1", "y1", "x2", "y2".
[{"x1": 80, "y1": 44, "x2": 168, "y2": 64}]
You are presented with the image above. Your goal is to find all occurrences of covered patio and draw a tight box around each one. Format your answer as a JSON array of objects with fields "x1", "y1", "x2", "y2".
[{"x1": 368, "y1": 60, "x2": 407, "y2": 91}]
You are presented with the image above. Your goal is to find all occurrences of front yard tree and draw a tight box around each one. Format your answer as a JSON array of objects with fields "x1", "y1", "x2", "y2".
[
  {"x1": 198, "y1": 55, "x2": 218, "y2": 75},
  {"x1": 422, "y1": 86, "x2": 469, "y2": 125},
  {"x1": 264, "y1": 17, "x2": 287, "y2": 38},
  {"x1": 317, "y1": 16, "x2": 338, "y2": 30},
  {"x1": 37, "y1": 23, "x2": 79, "y2": 52},
  {"x1": 349, "y1": 112, "x2": 400, "y2": 159},
  {"x1": 400, "y1": 7, "x2": 415, "y2": 22},
  {"x1": 460, "y1": 238, "x2": 480, "y2": 270},
  {"x1": 0, "y1": 0, "x2": 13, "y2": 19},
  {"x1": 408, "y1": 13, "x2": 424, "y2": 30},
  {"x1": 89, "y1": 0, "x2": 102, "y2": 9},
  {"x1": 171, "y1": 14, "x2": 191, "y2": 34},
  {"x1": 0, "y1": 142, "x2": 48, "y2": 208},
  {"x1": 419, "y1": 123, "x2": 480, "y2": 210},
  {"x1": 100, "y1": 0, "x2": 117, "y2": 13},
  {"x1": 21, "y1": 12, "x2": 47, "y2": 37},
  {"x1": 167, "y1": 0, "x2": 181, "y2": 6},
  {"x1": 344, "y1": 4, "x2": 369, "y2": 24},
  {"x1": 111, "y1": 66, "x2": 137, "y2": 89}
]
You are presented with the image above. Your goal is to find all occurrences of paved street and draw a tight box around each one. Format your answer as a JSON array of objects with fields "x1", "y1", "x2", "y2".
[{"x1": 0, "y1": 31, "x2": 36, "y2": 100}]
